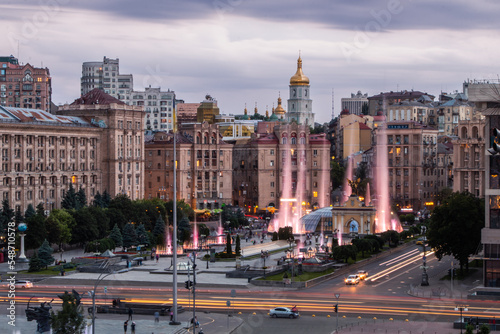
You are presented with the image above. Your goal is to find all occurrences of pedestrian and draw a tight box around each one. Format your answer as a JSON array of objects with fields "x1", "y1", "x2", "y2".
[
  {"x1": 156, "y1": 253, "x2": 159, "y2": 263},
  {"x1": 123, "y1": 320, "x2": 128, "y2": 334},
  {"x1": 128, "y1": 307, "x2": 133, "y2": 321},
  {"x1": 131, "y1": 321, "x2": 136, "y2": 334},
  {"x1": 154, "y1": 311, "x2": 159, "y2": 323},
  {"x1": 170, "y1": 310, "x2": 173, "y2": 321}
]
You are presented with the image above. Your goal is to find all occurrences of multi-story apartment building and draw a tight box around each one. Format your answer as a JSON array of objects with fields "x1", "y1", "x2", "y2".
[
  {"x1": 368, "y1": 90, "x2": 434, "y2": 116},
  {"x1": 467, "y1": 81, "x2": 500, "y2": 287},
  {"x1": 373, "y1": 121, "x2": 438, "y2": 212},
  {"x1": 387, "y1": 101, "x2": 431, "y2": 123},
  {"x1": 452, "y1": 119, "x2": 485, "y2": 198},
  {"x1": 341, "y1": 91, "x2": 368, "y2": 115},
  {"x1": 176, "y1": 102, "x2": 200, "y2": 124},
  {"x1": 0, "y1": 56, "x2": 52, "y2": 113},
  {"x1": 0, "y1": 89, "x2": 144, "y2": 213},
  {"x1": 337, "y1": 111, "x2": 372, "y2": 160},
  {"x1": 81, "y1": 57, "x2": 133, "y2": 100},
  {"x1": 232, "y1": 123, "x2": 330, "y2": 215},
  {"x1": 131, "y1": 86, "x2": 175, "y2": 131},
  {"x1": 144, "y1": 122, "x2": 233, "y2": 210},
  {"x1": 57, "y1": 89, "x2": 145, "y2": 201},
  {"x1": 436, "y1": 136, "x2": 454, "y2": 192},
  {"x1": 436, "y1": 98, "x2": 476, "y2": 136},
  {"x1": 81, "y1": 57, "x2": 176, "y2": 131}
]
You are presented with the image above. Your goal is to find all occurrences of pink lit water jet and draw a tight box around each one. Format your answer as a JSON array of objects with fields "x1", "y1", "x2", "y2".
[
  {"x1": 341, "y1": 156, "x2": 353, "y2": 204},
  {"x1": 374, "y1": 123, "x2": 402, "y2": 233}
]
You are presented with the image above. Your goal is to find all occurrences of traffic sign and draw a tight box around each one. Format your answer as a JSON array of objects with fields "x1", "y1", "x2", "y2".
[
  {"x1": 420, "y1": 266, "x2": 429, "y2": 269},
  {"x1": 230, "y1": 289, "x2": 236, "y2": 298},
  {"x1": 422, "y1": 256, "x2": 426, "y2": 261},
  {"x1": 226, "y1": 300, "x2": 231, "y2": 307}
]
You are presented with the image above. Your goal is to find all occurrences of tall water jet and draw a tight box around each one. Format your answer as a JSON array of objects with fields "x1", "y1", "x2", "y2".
[
  {"x1": 374, "y1": 122, "x2": 402, "y2": 233},
  {"x1": 192, "y1": 217, "x2": 198, "y2": 249},
  {"x1": 279, "y1": 128, "x2": 293, "y2": 230},
  {"x1": 365, "y1": 182, "x2": 371, "y2": 206},
  {"x1": 341, "y1": 156, "x2": 353, "y2": 204}
]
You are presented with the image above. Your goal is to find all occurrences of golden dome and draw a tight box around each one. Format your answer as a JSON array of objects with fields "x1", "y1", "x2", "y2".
[
  {"x1": 290, "y1": 56, "x2": 309, "y2": 86},
  {"x1": 275, "y1": 96, "x2": 286, "y2": 115}
]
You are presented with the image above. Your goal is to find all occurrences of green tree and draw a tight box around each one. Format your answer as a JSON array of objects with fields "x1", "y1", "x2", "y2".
[
  {"x1": 381, "y1": 230, "x2": 400, "y2": 247},
  {"x1": 28, "y1": 251, "x2": 42, "y2": 272},
  {"x1": 38, "y1": 239, "x2": 55, "y2": 269},
  {"x1": 46, "y1": 209, "x2": 75, "y2": 250},
  {"x1": 152, "y1": 215, "x2": 166, "y2": 247},
  {"x1": 478, "y1": 324, "x2": 491, "y2": 334},
  {"x1": 136, "y1": 223, "x2": 149, "y2": 245},
  {"x1": 235, "y1": 234, "x2": 241, "y2": 256},
  {"x1": 36, "y1": 202, "x2": 46, "y2": 216},
  {"x1": 0, "y1": 199, "x2": 14, "y2": 233},
  {"x1": 61, "y1": 183, "x2": 78, "y2": 210},
  {"x1": 76, "y1": 187, "x2": 87, "y2": 209},
  {"x1": 70, "y1": 208, "x2": 99, "y2": 245},
  {"x1": 24, "y1": 204, "x2": 36, "y2": 220},
  {"x1": 428, "y1": 191, "x2": 484, "y2": 272},
  {"x1": 92, "y1": 192, "x2": 103, "y2": 208},
  {"x1": 106, "y1": 207, "x2": 127, "y2": 230},
  {"x1": 361, "y1": 102, "x2": 369, "y2": 115},
  {"x1": 330, "y1": 160, "x2": 345, "y2": 191},
  {"x1": 51, "y1": 291, "x2": 85, "y2": 334},
  {"x1": 226, "y1": 233, "x2": 232, "y2": 255},
  {"x1": 278, "y1": 226, "x2": 293, "y2": 240},
  {"x1": 87, "y1": 206, "x2": 110, "y2": 239},
  {"x1": 25, "y1": 214, "x2": 47, "y2": 250},
  {"x1": 109, "y1": 224, "x2": 123, "y2": 250},
  {"x1": 14, "y1": 209, "x2": 24, "y2": 224},
  {"x1": 122, "y1": 223, "x2": 138, "y2": 248},
  {"x1": 102, "y1": 190, "x2": 111, "y2": 208},
  {"x1": 177, "y1": 216, "x2": 191, "y2": 245},
  {"x1": 352, "y1": 238, "x2": 371, "y2": 257}
]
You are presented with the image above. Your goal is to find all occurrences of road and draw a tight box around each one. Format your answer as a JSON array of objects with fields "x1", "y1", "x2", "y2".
[{"x1": 3, "y1": 244, "x2": 497, "y2": 330}]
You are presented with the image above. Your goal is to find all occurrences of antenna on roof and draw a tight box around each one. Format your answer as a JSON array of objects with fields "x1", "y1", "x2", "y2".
[{"x1": 331, "y1": 88, "x2": 334, "y2": 120}]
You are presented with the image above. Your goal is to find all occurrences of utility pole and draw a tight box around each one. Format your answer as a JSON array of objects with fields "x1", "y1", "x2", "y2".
[{"x1": 335, "y1": 293, "x2": 340, "y2": 332}]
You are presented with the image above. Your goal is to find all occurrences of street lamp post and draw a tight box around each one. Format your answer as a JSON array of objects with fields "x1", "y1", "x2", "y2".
[
  {"x1": 91, "y1": 264, "x2": 126, "y2": 334},
  {"x1": 335, "y1": 293, "x2": 340, "y2": 332},
  {"x1": 420, "y1": 226, "x2": 429, "y2": 286},
  {"x1": 455, "y1": 304, "x2": 468, "y2": 334}
]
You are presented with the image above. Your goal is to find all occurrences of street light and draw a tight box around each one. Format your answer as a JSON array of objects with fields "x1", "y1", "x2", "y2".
[
  {"x1": 90, "y1": 263, "x2": 127, "y2": 334},
  {"x1": 334, "y1": 293, "x2": 340, "y2": 332},
  {"x1": 420, "y1": 226, "x2": 429, "y2": 286},
  {"x1": 455, "y1": 304, "x2": 468, "y2": 334}
]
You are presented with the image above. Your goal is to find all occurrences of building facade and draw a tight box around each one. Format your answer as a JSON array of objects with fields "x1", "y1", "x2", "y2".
[
  {"x1": 374, "y1": 121, "x2": 439, "y2": 213},
  {"x1": 0, "y1": 107, "x2": 100, "y2": 213},
  {"x1": 130, "y1": 87, "x2": 175, "y2": 131},
  {"x1": 0, "y1": 89, "x2": 144, "y2": 213},
  {"x1": 144, "y1": 122, "x2": 233, "y2": 210},
  {"x1": 0, "y1": 56, "x2": 52, "y2": 113},
  {"x1": 468, "y1": 82, "x2": 500, "y2": 287},
  {"x1": 341, "y1": 91, "x2": 368, "y2": 116},
  {"x1": 81, "y1": 57, "x2": 133, "y2": 100},
  {"x1": 58, "y1": 89, "x2": 145, "y2": 201},
  {"x1": 232, "y1": 123, "x2": 330, "y2": 215},
  {"x1": 452, "y1": 119, "x2": 485, "y2": 198}
]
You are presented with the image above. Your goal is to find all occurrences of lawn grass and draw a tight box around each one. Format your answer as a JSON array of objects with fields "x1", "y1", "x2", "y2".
[{"x1": 20, "y1": 266, "x2": 77, "y2": 275}]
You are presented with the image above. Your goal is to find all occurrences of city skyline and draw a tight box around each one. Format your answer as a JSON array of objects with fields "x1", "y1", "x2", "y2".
[{"x1": 3, "y1": 0, "x2": 500, "y2": 123}]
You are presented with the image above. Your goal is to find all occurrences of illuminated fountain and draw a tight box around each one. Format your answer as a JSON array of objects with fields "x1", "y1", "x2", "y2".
[
  {"x1": 374, "y1": 122, "x2": 402, "y2": 233},
  {"x1": 341, "y1": 156, "x2": 353, "y2": 204}
]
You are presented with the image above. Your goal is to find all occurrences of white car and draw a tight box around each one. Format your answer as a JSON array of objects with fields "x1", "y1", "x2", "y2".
[
  {"x1": 15, "y1": 280, "x2": 33, "y2": 289},
  {"x1": 269, "y1": 307, "x2": 299, "y2": 318},
  {"x1": 345, "y1": 274, "x2": 360, "y2": 285}
]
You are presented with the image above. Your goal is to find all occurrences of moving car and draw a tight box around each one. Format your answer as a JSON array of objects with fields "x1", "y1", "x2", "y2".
[
  {"x1": 269, "y1": 307, "x2": 299, "y2": 318},
  {"x1": 357, "y1": 270, "x2": 368, "y2": 280},
  {"x1": 345, "y1": 274, "x2": 360, "y2": 285},
  {"x1": 15, "y1": 280, "x2": 33, "y2": 289}
]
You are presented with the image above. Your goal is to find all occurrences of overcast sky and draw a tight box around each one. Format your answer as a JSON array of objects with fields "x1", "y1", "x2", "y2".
[{"x1": 3, "y1": 0, "x2": 500, "y2": 123}]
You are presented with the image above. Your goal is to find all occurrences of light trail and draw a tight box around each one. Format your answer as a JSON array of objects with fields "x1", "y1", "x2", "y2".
[
  {"x1": 369, "y1": 250, "x2": 435, "y2": 282},
  {"x1": 379, "y1": 249, "x2": 420, "y2": 266}
]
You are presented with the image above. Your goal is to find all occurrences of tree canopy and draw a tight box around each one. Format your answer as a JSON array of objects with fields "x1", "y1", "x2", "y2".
[{"x1": 427, "y1": 191, "x2": 484, "y2": 272}]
